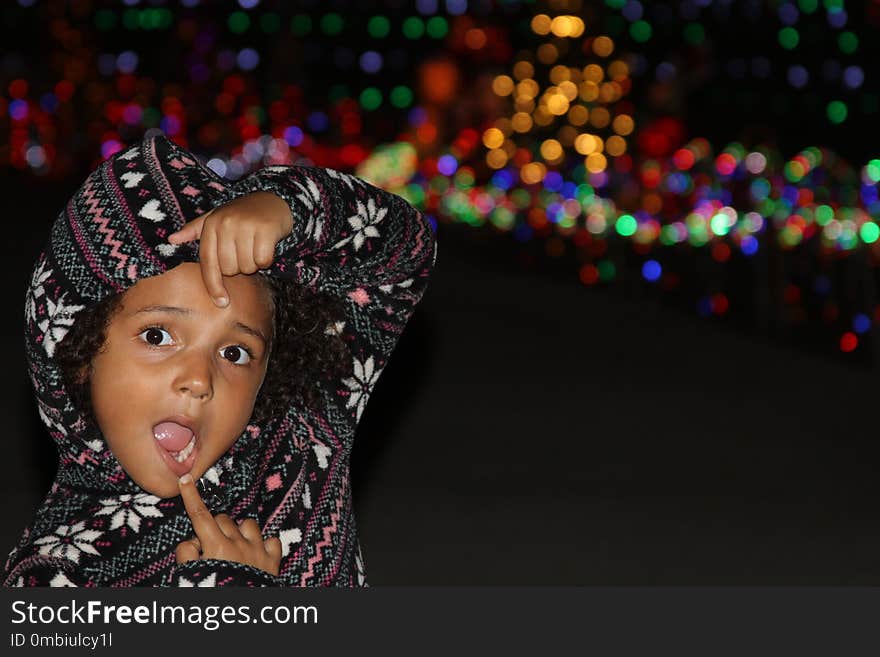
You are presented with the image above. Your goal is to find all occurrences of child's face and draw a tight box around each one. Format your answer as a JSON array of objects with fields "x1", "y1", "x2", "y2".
[{"x1": 88, "y1": 262, "x2": 274, "y2": 498}]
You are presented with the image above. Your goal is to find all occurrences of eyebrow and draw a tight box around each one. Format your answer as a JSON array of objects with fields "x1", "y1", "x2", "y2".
[{"x1": 132, "y1": 304, "x2": 269, "y2": 346}]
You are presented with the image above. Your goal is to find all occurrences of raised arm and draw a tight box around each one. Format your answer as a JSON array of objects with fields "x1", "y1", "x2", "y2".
[{"x1": 231, "y1": 165, "x2": 438, "y2": 435}]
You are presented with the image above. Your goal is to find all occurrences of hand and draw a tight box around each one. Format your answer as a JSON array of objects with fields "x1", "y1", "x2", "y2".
[
  {"x1": 167, "y1": 191, "x2": 293, "y2": 307},
  {"x1": 175, "y1": 473, "x2": 282, "y2": 577}
]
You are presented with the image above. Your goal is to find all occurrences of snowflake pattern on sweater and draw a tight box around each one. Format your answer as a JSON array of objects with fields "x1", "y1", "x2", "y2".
[{"x1": 3, "y1": 134, "x2": 436, "y2": 587}]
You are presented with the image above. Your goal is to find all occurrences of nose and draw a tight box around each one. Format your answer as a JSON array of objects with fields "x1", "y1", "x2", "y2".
[{"x1": 173, "y1": 350, "x2": 214, "y2": 401}]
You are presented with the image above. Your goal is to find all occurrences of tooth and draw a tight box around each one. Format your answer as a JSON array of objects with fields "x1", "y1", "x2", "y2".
[{"x1": 174, "y1": 435, "x2": 196, "y2": 462}]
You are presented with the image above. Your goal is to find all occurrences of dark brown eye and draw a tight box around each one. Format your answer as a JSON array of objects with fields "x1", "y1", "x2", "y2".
[
  {"x1": 221, "y1": 345, "x2": 251, "y2": 365},
  {"x1": 139, "y1": 327, "x2": 171, "y2": 346}
]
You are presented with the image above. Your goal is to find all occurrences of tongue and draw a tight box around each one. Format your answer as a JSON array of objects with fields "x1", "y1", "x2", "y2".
[{"x1": 153, "y1": 422, "x2": 194, "y2": 452}]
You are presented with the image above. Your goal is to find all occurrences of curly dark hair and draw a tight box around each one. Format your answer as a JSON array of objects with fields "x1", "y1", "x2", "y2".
[{"x1": 53, "y1": 273, "x2": 351, "y2": 424}]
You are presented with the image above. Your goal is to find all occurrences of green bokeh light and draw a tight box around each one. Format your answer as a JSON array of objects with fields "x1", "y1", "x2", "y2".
[
  {"x1": 405, "y1": 184, "x2": 426, "y2": 208},
  {"x1": 860, "y1": 222, "x2": 880, "y2": 244},
  {"x1": 683, "y1": 23, "x2": 704, "y2": 45},
  {"x1": 815, "y1": 205, "x2": 834, "y2": 225},
  {"x1": 597, "y1": 260, "x2": 616, "y2": 281},
  {"x1": 390, "y1": 86, "x2": 414, "y2": 108},
  {"x1": 838, "y1": 31, "x2": 858, "y2": 54},
  {"x1": 778, "y1": 27, "x2": 799, "y2": 49},
  {"x1": 710, "y1": 213, "x2": 731, "y2": 236},
  {"x1": 426, "y1": 16, "x2": 449, "y2": 38},
  {"x1": 615, "y1": 214, "x2": 637, "y2": 236},
  {"x1": 402, "y1": 16, "x2": 425, "y2": 39},
  {"x1": 659, "y1": 224, "x2": 678, "y2": 245},
  {"x1": 798, "y1": 0, "x2": 819, "y2": 12},
  {"x1": 320, "y1": 13, "x2": 344, "y2": 36},
  {"x1": 490, "y1": 207, "x2": 515, "y2": 231},
  {"x1": 228, "y1": 11, "x2": 250, "y2": 33},
  {"x1": 827, "y1": 100, "x2": 848, "y2": 124},
  {"x1": 359, "y1": 87, "x2": 382, "y2": 111},
  {"x1": 784, "y1": 161, "x2": 805, "y2": 182},
  {"x1": 867, "y1": 160, "x2": 880, "y2": 183},
  {"x1": 454, "y1": 169, "x2": 475, "y2": 190},
  {"x1": 291, "y1": 14, "x2": 312, "y2": 35},
  {"x1": 630, "y1": 20, "x2": 652, "y2": 43},
  {"x1": 368, "y1": 15, "x2": 390, "y2": 38}
]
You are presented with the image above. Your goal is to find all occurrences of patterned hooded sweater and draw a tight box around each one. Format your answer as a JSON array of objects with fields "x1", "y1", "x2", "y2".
[{"x1": 3, "y1": 133, "x2": 436, "y2": 587}]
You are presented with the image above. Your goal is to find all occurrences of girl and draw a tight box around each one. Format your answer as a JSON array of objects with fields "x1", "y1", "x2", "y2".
[{"x1": 3, "y1": 133, "x2": 437, "y2": 586}]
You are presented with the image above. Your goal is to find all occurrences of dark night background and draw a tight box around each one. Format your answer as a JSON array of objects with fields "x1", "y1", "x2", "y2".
[{"x1": 3, "y1": 0, "x2": 880, "y2": 583}]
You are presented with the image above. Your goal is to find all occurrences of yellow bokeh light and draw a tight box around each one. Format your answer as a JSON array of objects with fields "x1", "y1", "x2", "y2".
[
  {"x1": 612, "y1": 114, "x2": 634, "y2": 136},
  {"x1": 502, "y1": 138, "x2": 516, "y2": 156},
  {"x1": 482, "y1": 127, "x2": 505, "y2": 149},
  {"x1": 608, "y1": 60, "x2": 629, "y2": 81},
  {"x1": 521, "y1": 162, "x2": 547, "y2": 184},
  {"x1": 515, "y1": 79, "x2": 539, "y2": 99},
  {"x1": 492, "y1": 75, "x2": 515, "y2": 97},
  {"x1": 540, "y1": 139, "x2": 563, "y2": 161},
  {"x1": 579, "y1": 81, "x2": 599, "y2": 102},
  {"x1": 515, "y1": 96, "x2": 535, "y2": 113},
  {"x1": 546, "y1": 93, "x2": 570, "y2": 115},
  {"x1": 575, "y1": 133, "x2": 597, "y2": 155},
  {"x1": 605, "y1": 135, "x2": 627, "y2": 156},
  {"x1": 568, "y1": 105, "x2": 588, "y2": 126},
  {"x1": 537, "y1": 43, "x2": 559, "y2": 65},
  {"x1": 550, "y1": 15, "x2": 573, "y2": 37},
  {"x1": 550, "y1": 65, "x2": 571, "y2": 84},
  {"x1": 592, "y1": 36, "x2": 614, "y2": 57},
  {"x1": 599, "y1": 81, "x2": 620, "y2": 103},
  {"x1": 582, "y1": 64, "x2": 604, "y2": 83},
  {"x1": 531, "y1": 14, "x2": 552, "y2": 35},
  {"x1": 486, "y1": 148, "x2": 508, "y2": 169},
  {"x1": 533, "y1": 106, "x2": 554, "y2": 126},
  {"x1": 513, "y1": 60, "x2": 535, "y2": 81},
  {"x1": 558, "y1": 80, "x2": 578, "y2": 101},
  {"x1": 569, "y1": 17, "x2": 585, "y2": 38},
  {"x1": 586, "y1": 152, "x2": 607, "y2": 173},
  {"x1": 511, "y1": 112, "x2": 533, "y2": 132},
  {"x1": 589, "y1": 107, "x2": 610, "y2": 128}
]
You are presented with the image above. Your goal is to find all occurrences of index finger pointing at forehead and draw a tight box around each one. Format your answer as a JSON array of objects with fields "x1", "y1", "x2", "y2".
[
  {"x1": 198, "y1": 221, "x2": 229, "y2": 307},
  {"x1": 178, "y1": 474, "x2": 223, "y2": 545}
]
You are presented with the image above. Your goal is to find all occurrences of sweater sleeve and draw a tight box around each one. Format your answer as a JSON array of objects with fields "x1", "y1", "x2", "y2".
[
  {"x1": 165, "y1": 559, "x2": 282, "y2": 587},
  {"x1": 4, "y1": 558, "x2": 90, "y2": 587},
  {"x1": 231, "y1": 166, "x2": 438, "y2": 436}
]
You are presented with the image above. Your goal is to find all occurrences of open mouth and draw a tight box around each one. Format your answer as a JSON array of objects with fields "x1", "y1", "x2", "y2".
[{"x1": 152, "y1": 419, "x2": 200, "y2": 476}]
